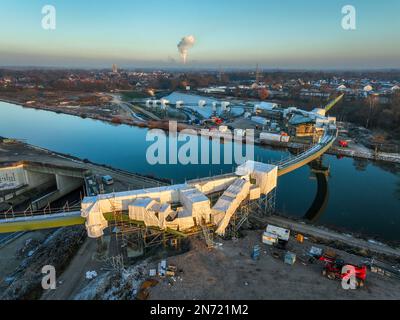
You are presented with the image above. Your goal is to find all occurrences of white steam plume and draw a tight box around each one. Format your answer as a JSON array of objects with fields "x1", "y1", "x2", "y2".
[{"x1": 177, "y1": 35, "x2": 195, "y2": 64}]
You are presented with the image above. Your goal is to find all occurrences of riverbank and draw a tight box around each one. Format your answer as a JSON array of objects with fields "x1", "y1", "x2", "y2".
[
  {"x1": 0, "y1": 98, "x2": 194, "y2": 134},
  {"x1": 260, "y1": 138, "x2": 400, "y2": 164},
  {"x1": 3, "y1": 97, "x2": 400, "y2": 166}
]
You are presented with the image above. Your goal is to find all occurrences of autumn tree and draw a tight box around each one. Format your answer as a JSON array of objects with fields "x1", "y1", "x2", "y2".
[{"x1": 258, "y1": 88, "x2": 269, "y2": 100}]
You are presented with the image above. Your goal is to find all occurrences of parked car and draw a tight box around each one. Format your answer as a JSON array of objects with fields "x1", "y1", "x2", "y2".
[{"x1": 101, "y1": 175, "x2": 114, "y2": 185}]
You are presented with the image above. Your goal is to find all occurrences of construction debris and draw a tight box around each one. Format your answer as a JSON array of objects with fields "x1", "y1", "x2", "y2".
[
  {"x1": 137, "y1": 279, "x2": 159, "y2": 300},
  {"x1": 149, "y1": 269, "x2": 157, "y2": 277},
  {"x1": 85, "y1": 270, "x2": 98, "y2": 280},
  {"x1": 284, "y1": 252, "x2": 296, "y2": 265},
  {"x1": 167, "y1": 264, "x2": 177, "y2": 277},
  {"x1": 251, "y1": 245, "x2": 261, "y2": 261},
  {"x1": 158, "y1": 260, "x2": 167, "y2": 277},
  {"x1": 309, "y1": 246, "x2": 323, "y2": 257},
  {"x1": 1, "y1": 226, "x2": 86, "y2": 300},
  {"x1": 296, "y1": 234, "x2": 304, "y2": 243}
]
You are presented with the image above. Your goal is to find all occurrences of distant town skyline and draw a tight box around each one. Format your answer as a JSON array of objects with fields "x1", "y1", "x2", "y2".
[{"x1": 0, "y1": 0, "x2": 399, "y2": 69}]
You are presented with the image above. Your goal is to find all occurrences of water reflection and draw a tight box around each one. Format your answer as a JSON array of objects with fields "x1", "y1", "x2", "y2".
[{"x1": 304, "y1": 159, "x2": 330, "y2": 223}]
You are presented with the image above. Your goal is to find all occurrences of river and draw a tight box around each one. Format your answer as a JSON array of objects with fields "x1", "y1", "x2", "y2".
[{"x1": 0, "y1": 101, "x2": 399, "y2": 242}]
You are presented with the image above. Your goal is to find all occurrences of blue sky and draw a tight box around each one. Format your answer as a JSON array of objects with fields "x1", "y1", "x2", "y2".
[{"x1": 0, "y1": 0, "x2": 399, "y2": 69}]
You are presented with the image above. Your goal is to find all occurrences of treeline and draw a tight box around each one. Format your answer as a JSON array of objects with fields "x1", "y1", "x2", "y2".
[{"x1": 332, "y1": 92, "x2": 400, "y2": 138}]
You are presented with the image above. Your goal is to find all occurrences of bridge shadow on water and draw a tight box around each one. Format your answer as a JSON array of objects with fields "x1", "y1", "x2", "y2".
[{"x1": 304, "y1": 158, "x2": 330, "y2": 223}]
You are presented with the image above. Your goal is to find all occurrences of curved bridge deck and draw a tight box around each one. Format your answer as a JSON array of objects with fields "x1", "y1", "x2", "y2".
[{"x1": 277, "y1": 129, "x2": 337, "y2": 176}]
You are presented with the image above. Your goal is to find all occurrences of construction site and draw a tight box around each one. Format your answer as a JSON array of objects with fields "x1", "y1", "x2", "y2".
[{"x1": 1, "y1": 93, "x2": 400, "y2": 300}]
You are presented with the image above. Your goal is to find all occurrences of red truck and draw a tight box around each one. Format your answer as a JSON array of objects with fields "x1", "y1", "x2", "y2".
[
  {"x1": 319, "y1": 256, "x2": 367, "y2": 288},
  {"x1": 339, "y1": 140, "x2": 349, "y2": 148}
]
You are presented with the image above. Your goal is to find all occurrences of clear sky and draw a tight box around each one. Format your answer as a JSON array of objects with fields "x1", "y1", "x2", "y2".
[{"x1": 0, "y1": 0, "x2": 399, "y2": 69}]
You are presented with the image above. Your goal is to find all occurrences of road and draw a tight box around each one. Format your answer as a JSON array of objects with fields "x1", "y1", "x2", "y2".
[
  {"x1": 110, "y1": 95, "x2": 145, "y2": 121},
  {"x1": 40, "y1": 237, "x2": 100, "y2": 300},
  {"x1": 265, "y1": 215, "x2": 400, "y2": 258}
]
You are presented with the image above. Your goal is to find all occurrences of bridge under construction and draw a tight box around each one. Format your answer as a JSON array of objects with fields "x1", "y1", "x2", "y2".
[{"x1": 0, "y1": 96, "x2": 342, "y2": 253}]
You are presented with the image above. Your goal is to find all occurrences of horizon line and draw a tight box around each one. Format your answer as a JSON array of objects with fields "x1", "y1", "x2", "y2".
[{"x1": 1, "y1": 65, "x2": 400, "y2": 73}]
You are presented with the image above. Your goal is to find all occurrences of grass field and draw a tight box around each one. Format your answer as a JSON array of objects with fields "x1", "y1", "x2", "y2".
[{"x1": 121, "y1": 91, "x2": 150, "y2": 101}]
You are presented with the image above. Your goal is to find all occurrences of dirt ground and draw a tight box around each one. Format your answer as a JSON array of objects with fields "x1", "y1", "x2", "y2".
[
  {"x1": 0, "y1": 230, "x2": 52, "y2": 282},
  {"x1": 40, "y1": 237, "x2": 103, "y2": 300},
  {"x1": 148, "y1": 230, "x2": 400, "y2": 300}
]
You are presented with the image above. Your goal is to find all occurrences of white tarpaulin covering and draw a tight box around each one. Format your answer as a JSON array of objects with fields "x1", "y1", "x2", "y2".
[
  {"x1": 129, "y1": 198, "x2": 172, "y2": 229},
  {"x1": 129, "y1": 198, "x2": 156, "y2": 221},
  {"x1": 212, "y1": 195, "x2": 237, "y2": 226},
  {"x1": 158, "y1": 203, "x2": 171, "y2": 230},
  {"x1": 80, "y1": 161, "x2": 278, "y2": 238},
  {"x1": 81, "y1": 184, "x2": 187, "y2": 215},
  {"x1": 179, "y1": 188, "x2": 211, "y2": 223},
  {"x1": 190, "y1": 175, "x2": 237, "y2": 195},
  {"x1": 81, "y1": 201, "x2": 108, "y2": 238},
  {"x1": 212, "y1": 178, "x2": 251, "y2": 236},
  {"x1": 249, "y1": 186, "x2": 261, "y2": 200},
  {"x1": 236, "y1": 161, "x2": 277, "y2": 195},
  {"x1": 174, "y1": 209, "x2": 196, "y2": 230},
  {"x1": 143, "y1": 202, "x2": 162, "y2": 228}
]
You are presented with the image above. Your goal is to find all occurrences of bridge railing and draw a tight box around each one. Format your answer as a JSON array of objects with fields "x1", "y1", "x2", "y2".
[
  {"x1": 277, "y1": 129, "x2": 337, "y2": 171},
  {"x1": 0, "y1": 200, "x2": 81, "y2": 221}
]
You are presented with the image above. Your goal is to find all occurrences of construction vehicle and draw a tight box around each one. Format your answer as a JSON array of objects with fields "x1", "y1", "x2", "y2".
[
  {"x1": 319, "y1": 255, "x2": 367, "y2": 287},
  {"x1": 202, "y1": 117, "x2": 223, "y2": 127},
  {"x1": 211, "y1": 117, "x2": 223, "y2": 125}
]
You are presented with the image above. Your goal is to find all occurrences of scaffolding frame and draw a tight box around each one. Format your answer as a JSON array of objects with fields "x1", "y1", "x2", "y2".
[
  {"x1": 225, "y1": 187, "x2": 277, "y2": 239},
  {"x1": 108, "y1": 208, "x2": 189, "y2": 264},
  {"x1": 97, "y1": 185, "x2": 276, "y2": 260}
]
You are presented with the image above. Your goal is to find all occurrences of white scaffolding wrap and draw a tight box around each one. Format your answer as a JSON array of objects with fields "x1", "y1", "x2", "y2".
[
  {"x1": 175, "y1": 209, "x2": 196, "y2": 230},
  {"x1": 179, "y1": 188, "x2": 211, "y2": 223},
  {"x1": 212, "y1": 178, "x2": 251, "y2": 236},
  {"x1": 81, "y1": 184, "x2": 187, "y2": 215},
  {"x1": 249, "y1": 186, "x2": 261, "y2": 200},
  {"x1": 158, "y1": 203, "x2": 171, "y2": 230},
  {"x1": 236, "y1": 160, "x2": 277, "y2": 195},
  {"x1": 190, "y1": 175, "x2": 238, "y2": 195},
  {"x1": 128, "y1": 198, "x2": 156, "y2": 221},
  {"x1": 129, "y1": 198, "x2": 172, "y2": 229},
  {"x1": 143, "y1": 202, "x2": 161, "y2": 228},
  {"x1": 80, "y1": 162, "x2": 278, "y2": 239},
  {"x1": 81, "y1": 201, "x2": 108, "y2": 238}
]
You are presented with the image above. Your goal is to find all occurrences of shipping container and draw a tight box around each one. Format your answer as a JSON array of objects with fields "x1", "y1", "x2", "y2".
[
  {"x1": 266, "y1": 225, "x2": 290, "y2": 241},
  {"x1": 260, "y1": 132, "x2": 282, "y2": 142},
  {"x1": 262, "y1": 231, "x2": 278, "y2": 245}
]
